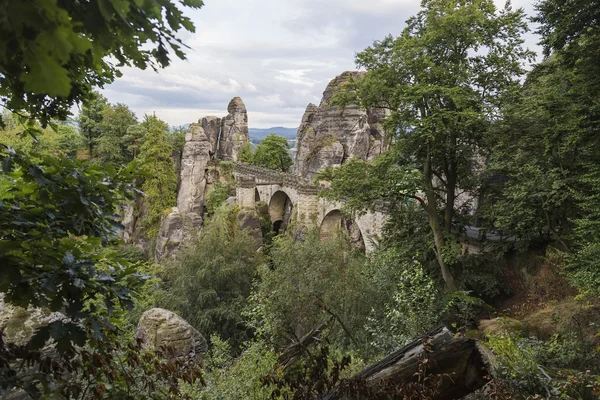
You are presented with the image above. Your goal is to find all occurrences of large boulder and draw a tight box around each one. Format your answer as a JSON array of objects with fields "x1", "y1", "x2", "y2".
[
  {"x1": 136, "y1": 308, "x2": 207, "y2": 362},
  {"x1": 155, "y1": 207, "x2": 202, "y2": 262},
  {"x1": 219, "y1": 97, "x2": 249, "y2": 161},
  {"x1": 0, "y1": 294, "x2": 68, "y2": 347},
  {"x1": 294, "y1": 72, "x2": 389, "y2": 179}
]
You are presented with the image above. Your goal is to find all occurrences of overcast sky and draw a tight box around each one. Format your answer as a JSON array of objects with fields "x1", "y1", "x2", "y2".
[{"x1": 101, "y1": 0, "x2": 542, "y2": 129}]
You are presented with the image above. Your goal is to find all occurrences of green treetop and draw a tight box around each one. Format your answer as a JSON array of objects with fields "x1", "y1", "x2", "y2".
[
  {"x1": 96, "y1": 103, "x2": 138, "y2": 165},
  {"x1": 79, "y1": 91, "x2": 108, "y2": 157},
  {"x1": 250, "y1": 134, "x2": 293, "y2": 172}
]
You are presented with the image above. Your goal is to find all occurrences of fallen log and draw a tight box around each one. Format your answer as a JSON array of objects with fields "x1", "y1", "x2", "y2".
[{"x1": 320, "y1": 326, "x2": 491, "y2": 400}]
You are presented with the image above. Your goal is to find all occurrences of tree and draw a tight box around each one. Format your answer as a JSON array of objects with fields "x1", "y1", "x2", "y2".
[
  {"x1": 322, "y1": 0, "x2": 533, "y2": 291},
  {"x1": 521, "y1": 0, "x2": 600, "y2": 293},
  {"x1": 0, "y1": 0, "x2": 203, "y2": 126},
  {"x1": 79, "y1": 91, "x2": 108, "y2": 157},
  {"x1": 96, "y1": 103, "x2": 138, "y2": 165},
  {"x1": 251, "y1": 134, "x2": 293, "y2": 172},
  {"x1": 138, "y1": 114, "x2": 177, "y2": 239},
  {"x1": 481, "y1": 58, "x2": 581, "y2": 252},
  {"x1": 157, "y1": 205, "x2": 261, "y2": 349},
  {"x1": 534, "y1": 0, "x2": 600, "y2": 68},
  {"x1": 238, "y1": 142, "x2": 254, "y2": 164}
]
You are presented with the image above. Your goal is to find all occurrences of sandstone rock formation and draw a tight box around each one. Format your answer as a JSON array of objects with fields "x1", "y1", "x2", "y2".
[
  {"x1": 136, "y1": 308, "x2": 207, "y2": 362},
  {"x1": 219, "y1": 97, "x2": 249, "y2": 161},
  {"x1": 294, "y1": 71, "x2": 388, "y2": 179},
  {"x1": 155, "y1": 207, "x2": 202, "y2": 262},
  {"x1": 236, "y1": 208, "x2": 263, "y2": 250},
  {"x1": 178, "y1": 123, "x2": 211, "y2": 214},
  {"x1": 200, "y1": 116, "x2": 222, "y2": 157},
  {"x1": 155, "y1": 123, "x2": 210, "y2": 262}
]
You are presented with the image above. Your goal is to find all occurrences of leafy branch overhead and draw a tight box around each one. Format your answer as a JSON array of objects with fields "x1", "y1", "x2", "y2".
[
  {"x1": 0, "y1": 145, "x2": 146, "y2": 353},
  {"x1": 0, "y1": 0, "x2": 203, "y2": 125}
]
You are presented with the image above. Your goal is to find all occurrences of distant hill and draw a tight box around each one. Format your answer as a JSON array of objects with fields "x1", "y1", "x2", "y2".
[
  {"x1": 248, "y1": 127, "x2": 297, "y2": 140},
  {"x1": 171, "y1": 125, "x2": 297, "y2": 142}
]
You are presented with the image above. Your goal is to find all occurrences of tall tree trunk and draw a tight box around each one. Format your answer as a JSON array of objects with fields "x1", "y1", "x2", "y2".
[{"x1": 424, "y1": 154, "x2": 458, "y2": 292}]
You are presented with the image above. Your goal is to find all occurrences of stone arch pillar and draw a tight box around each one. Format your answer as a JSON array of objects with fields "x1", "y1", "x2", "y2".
[
  {"x1": 296, "y1": 186, "x2": 319, "y2": 227},
  {"x1": 236, "y1": 176, "x2": 257, "y2": 209}
]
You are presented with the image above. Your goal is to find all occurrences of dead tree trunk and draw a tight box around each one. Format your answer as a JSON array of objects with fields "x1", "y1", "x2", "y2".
[{"x1": 320, "y1": 326, "x2": 490, "y2": 400}]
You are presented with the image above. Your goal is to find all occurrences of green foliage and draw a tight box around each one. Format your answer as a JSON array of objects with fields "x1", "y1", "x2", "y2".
[
  {"x1": 138, "y1": 114, "x2": 177, "y2": 239},
  {"x1": 206, "y1": 182, "x2": 234, "y2": 216},
  {"x1": 170, "y1": 126, "x2": 188, "y2": 155},
  {"x1": 2, "y1": 325, "x2": 204, "y2": 399},
  {"x1": 190, "y1": 337, "x2": 280, "y2": 400},
  {"x1": 534, "y1": 0, "x2": 600, "y2": 78},
  {"x1": 96, "y1": 103, "x2": 138, "y2": 165},
  {"x1": 486, "y1": 332, "x2": 546, "y2": 393},
  {"x1": 482, "y1": 0, "x2": 600, "y2": 293},
  {"x1": 481, "y1": 58, "x2": 582, "y2": 250},
  {"x1": 157, "y1": 205, "x2": 261, "y2": 349},
  {"x1": 238, "y1": 142, "x2": 254, "y2": 164},
  {"x1": 248, "y1": 232, "x2": 370, "y2": 351},
  {"x1": 55, "y1": 124, "x2": 85, "y2": 158},
  {"x1": 250, "y1": 134, "x2": 293, "y2": 172},
  {"x1": 366, "y1": 261, "x2": 442, "y2": 352},
  {"x1": 0, "y1": 147, "x2": 142, "y2": 321},
  {"x1": 486, "y1": 332, "x2": 600, "y2": 398},
  {"x1": 0, "y1": 0, "x2": 203, "y2": 126},
  {"x1": 0, "y1": 112, "x2": 84, "y2": 159},
  {"x1": 0, "y1": 146, "x2": 154, "y2": 395},
  {"x1": 79, "y1": 91, "x2": 109, "y2": 157}
]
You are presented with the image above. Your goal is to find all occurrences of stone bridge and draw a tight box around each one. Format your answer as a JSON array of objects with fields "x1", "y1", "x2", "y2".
[{"x1": 234, "y1": 163, "x2": 387, "y2": 252}]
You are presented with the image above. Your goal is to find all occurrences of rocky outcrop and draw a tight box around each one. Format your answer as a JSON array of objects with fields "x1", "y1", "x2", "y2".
[
  {"x1": 136, "y1": 308, "x2": 207, "y2": 362},
  {"x1": 236, "y1": 209, "x2": 263, "y2": 250},
  {"x1": 177, "y1": 123, "x2": 211, "y2": 214},
  {"x1": 219, "y1": 97, "x2": 249, "y2": 161},
  {"x1": 294, "y1": 71, "x2": 388, "y2": 179},
  {"x1": 200, "y1": 116, "x2": 222, "y2": 157},
  {"x1": 155, "y1": 207, "x2": 202, "y2": 262}
]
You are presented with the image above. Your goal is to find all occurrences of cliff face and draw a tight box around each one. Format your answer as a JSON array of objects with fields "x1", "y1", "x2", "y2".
[{"x1": 294, "y1": 71, "x2": 388, "y2": 179}]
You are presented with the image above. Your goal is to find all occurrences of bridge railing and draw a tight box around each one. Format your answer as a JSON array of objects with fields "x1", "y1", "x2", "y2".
[{"x1": 234, "y1": 163, "x2": 317, "y2": 191}]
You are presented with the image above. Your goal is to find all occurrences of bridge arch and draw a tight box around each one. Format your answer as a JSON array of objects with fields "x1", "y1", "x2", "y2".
[
  {"x1": 319, "y1": 209, "x2": 365, "y2": 251},
  {"x1": 269, "y1": 190, "x2": 294, "y2": 234}
]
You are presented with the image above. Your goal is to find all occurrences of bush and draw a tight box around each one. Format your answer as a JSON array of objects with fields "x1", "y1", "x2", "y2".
[
  {"x1": 247, "y1": 231, "x2": 371, "y2": 352},
  {"x1": 206, "y1": 182, "x2": 233, "y2": 216},
  {"x1": 188, "y1": 337, "x2": 280, "y2": 400},
  {"x1": 366, "y1": 261, "x2": 443, "y2": 352}
]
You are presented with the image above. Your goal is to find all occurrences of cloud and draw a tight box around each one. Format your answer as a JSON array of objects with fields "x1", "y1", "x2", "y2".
[{"x1": 98, "y1": 0, "x2": 542, "y2": 128}]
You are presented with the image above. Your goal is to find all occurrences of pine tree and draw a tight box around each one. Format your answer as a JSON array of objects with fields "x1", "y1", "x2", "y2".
[{"x1": 138, "y1": 114, "x2": 177, "y2": 239}]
